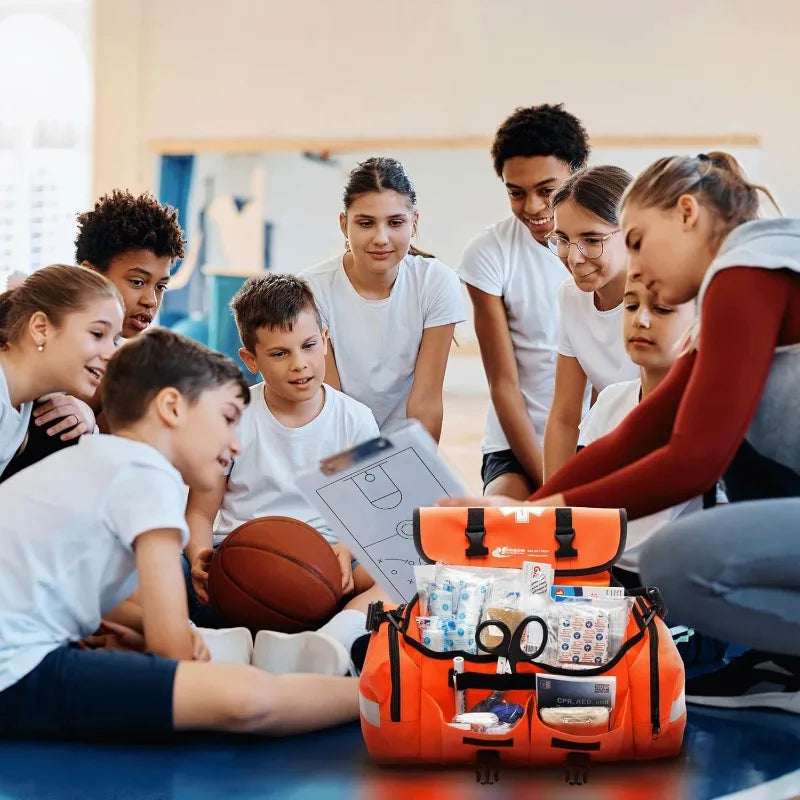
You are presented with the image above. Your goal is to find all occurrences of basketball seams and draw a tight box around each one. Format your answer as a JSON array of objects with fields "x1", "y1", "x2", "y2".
[
  {"x1": 208, "y1": 515, "x2": 345, "y2": 633},
  {"x1": 212, "y1": 560, "x2": 328, "y2": 628},
  {"x1": 219, "y1": 544, "x2": 340, "y2": 604}
]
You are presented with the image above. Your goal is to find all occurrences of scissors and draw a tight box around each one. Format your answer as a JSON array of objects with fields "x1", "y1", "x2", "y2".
[{"x1": 475, "y1": 615, "x2": 549, "y2": 673}]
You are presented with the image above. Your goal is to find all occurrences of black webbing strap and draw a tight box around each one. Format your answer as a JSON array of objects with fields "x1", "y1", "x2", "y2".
[
  {"x1": 464, "y1": 507, "x2": 488, "y2": 557},
  {"x1": 448, "y1": 670, "x2": 537, "y2": 690},
  {"x1": 552, "y1": 738, "x2": 600, "y2": 752},
  {"x1": 554, "y1": 507, "x2": 578, "y2": 559}
]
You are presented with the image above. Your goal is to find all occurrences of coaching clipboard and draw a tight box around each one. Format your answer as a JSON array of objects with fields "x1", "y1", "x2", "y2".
[{"x1": 297, "y1": 419, "x2": 468, "y2": 603}]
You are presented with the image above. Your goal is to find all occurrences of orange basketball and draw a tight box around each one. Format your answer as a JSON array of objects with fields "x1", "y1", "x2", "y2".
[{"x1": 208, "y1": 516, "x2": 343, "y2": 634}]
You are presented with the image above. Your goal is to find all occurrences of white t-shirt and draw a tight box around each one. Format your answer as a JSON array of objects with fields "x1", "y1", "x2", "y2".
[
  {"x1": 0, "y1": 435, "x2": 189, "y2": 691},
  {"x1": 0, "y1": 362, "x2": 33, "y2": 475},
  {"x1": 578, "y1": 379, "x2": 703, "y2": 571},
  {"x1": 303, "y1": 253, "x2": 465, "y2": 432},
  {"x1": 458, "y1": 216, "x2": 565, "y2": 453},
  {"x1": 214, "y1": 382, "x2": 379, "y2": 544},
  {"x1": 557, "y1": 280, "x2": 639, "y2": 393}
]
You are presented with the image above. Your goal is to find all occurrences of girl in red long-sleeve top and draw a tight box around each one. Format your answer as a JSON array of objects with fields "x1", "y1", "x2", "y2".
[{"x1": 444, "y1": 151, "x2": 800, "y2": 710}]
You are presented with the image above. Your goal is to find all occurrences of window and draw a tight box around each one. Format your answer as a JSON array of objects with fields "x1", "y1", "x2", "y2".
[{"x1": 0, "y1": 6, "x2": 91, "y2": 290}]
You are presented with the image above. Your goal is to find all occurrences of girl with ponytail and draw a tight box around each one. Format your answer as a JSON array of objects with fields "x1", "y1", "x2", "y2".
[
  {"x1": 303, "y1": 157, "x2": 465, "y2": 441},
  {"x1": 0, "y1": 265, "x2": 122, "y2": 474}
]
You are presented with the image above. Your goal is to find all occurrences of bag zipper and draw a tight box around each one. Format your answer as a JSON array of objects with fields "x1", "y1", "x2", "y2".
[
  {"x1": 388, "y1": 623, "x2": 401, "y2": 722},
  {"x1": 648, "y1": 615, "x2": 661, "y2": 738}
]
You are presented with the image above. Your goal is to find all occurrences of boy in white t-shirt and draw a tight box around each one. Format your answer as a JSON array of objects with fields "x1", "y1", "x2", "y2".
[
  {"x1": 185, "y1": 274, "x2": 386, "y2": 676},
  {"x1": 0, "y1": 329, "x2": 358, "y2": 740},
  {"x1": 577, "y1": 276, "x2": 701, "y2": 579},
  {"x1": 457, "y1": 104, "x2": 589, "y2": 499}
]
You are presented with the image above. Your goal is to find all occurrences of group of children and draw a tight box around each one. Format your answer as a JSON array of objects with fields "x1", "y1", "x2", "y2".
[{"x1": 0, "y1": 102, "x2": 798, "y2": 742}]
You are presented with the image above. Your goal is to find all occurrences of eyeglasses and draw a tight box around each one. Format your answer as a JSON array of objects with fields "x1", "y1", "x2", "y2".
[{"x1": 546, "y1": 229, "x2": 620, "y2": 260}]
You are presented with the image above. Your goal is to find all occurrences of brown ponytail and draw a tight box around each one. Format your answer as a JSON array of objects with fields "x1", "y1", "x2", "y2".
[
  {"x1": 621, "y1": 151, "x2": 780, "y2": 229},
  {"x1": 0, "y1": 288, "x2": 20, "y2": 348},
  {"x1": 0, "y1": 265, "x2": 122, "y2": 350}
]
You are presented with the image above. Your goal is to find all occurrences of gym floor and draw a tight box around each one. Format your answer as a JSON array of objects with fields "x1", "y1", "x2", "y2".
[
  {"x1": 1, "y1": 392, "x2": 798, "y2": 799},
  {"x1": 0, "y1": 706, "x2": 798, "y2": 799}
]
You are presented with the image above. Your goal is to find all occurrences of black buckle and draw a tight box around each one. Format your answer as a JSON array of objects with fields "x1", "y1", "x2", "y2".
[
  {"x1": 365, "y1": 601, "x2": 384, "y2": 632},
  {"x1": 366, "y1": 600, "x2": 406, "y2": 633},
  {"x1": 645, "y1": 587, "x2": 668, "y2": 620},
  {"x1": 475, "y1": 750, "x2": 500, "y2": 785},
  {"x1": 464, "y1": 507, "x2": 489, "y2": 558},
  {"x1": 565, "y1": 752, "x2": 591, "y2": 786},
  {"x1": 554, "y1": 507, "x2": 578, "y2": 559}
]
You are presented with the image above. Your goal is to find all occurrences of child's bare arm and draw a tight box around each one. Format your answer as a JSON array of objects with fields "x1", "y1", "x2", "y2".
[
  {"x1": 185, "y1": 475, "x2": 227, "y2": 604},
  {"x1": 406, "y1": 323, "x2": 455, "y2": 443},
  {"x1": 543, "y1": 354, "x2": 588, "y2": 481},
  {"x1": 185, "y1": 475, "x2": 226, "y2": 564},
  {"x1": 324, "y1": 341, "x2": 342, "y2": 391},
  {"x1": 103, "y1": 592, "x2": 144, "y2": 631},
  {"x1": 134, "y1": 527, "x2": 194, "y2": 660}
]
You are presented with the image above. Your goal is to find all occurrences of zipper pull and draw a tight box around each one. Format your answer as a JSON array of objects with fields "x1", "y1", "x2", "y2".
[
  {"x1": 475, "y1": 750, "x2": 500, "y2": 785},
  {"x1": 651, "y1": 721, "x2": 661, "y2": 740},
  {"x1": 564, "y1": 752, "x2": 591, "y2": 786}
]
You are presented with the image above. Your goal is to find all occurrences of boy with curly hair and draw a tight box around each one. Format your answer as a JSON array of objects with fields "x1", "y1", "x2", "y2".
[
  {"x1": 1, "y1": 190, "x2": 186, "y2": 481},
  {"x1": 458, "y1": 104, "x2": 590, "y2": 499}
]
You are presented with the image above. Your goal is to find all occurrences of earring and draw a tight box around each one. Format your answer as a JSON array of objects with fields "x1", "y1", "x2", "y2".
[
  {"x1": 344, "y1": 237, "x2": 350, "y2": 252},
  {"x1": 37, "y1": 344, "x2": 44, "y2": 352}
]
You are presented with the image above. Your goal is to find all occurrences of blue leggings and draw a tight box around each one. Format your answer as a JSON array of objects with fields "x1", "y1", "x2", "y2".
[{"x1": 638, "y1": 498, "x2": 800, "y2": 656}]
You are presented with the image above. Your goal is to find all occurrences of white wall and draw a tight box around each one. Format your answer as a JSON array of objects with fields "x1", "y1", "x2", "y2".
[
  {"x1": 94, "y1": 0, "x2": 800, "y2": 213},
  {"x1": 190, "y1": 143, "x2": 760, "y2": 276}
]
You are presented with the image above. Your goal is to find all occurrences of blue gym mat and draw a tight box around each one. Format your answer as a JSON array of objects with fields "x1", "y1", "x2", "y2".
[{"x1": 0, "y1": 707, "x2": 798, "y2": 800}]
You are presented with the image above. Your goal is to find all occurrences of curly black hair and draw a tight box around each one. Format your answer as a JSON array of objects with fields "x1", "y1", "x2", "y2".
[
  {"x1": 491, "y1": 104, "x2": 590, "y2": 178},
  {"x1": 75, "y1": 189, "x2": 186, "y2": 271}
]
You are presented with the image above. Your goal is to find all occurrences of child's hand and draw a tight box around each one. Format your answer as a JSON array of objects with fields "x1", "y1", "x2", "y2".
[
  {"x1": 331, "y1": 542, "x2": 355, "y2": 595},
  {"x1": 190, "y1": 549, "x2": 214, "y2": 605},
  {"x1": 191, "y1": 627, "x2": 211, "y2": 662},
  {"x1": 34, "y1": 393, "x2": 96, "y2": 441},
  {"x1": 80, "y1": 619, "x2": 146, "y2": 652}
]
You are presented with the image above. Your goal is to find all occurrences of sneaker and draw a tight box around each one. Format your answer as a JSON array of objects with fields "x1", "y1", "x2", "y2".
[
  {"x1": 251, "y1": 630, "x2": 350, "y2": 676},
  {"x1": 685, "y1": 650, "x2": 800, "y2": 712},
  {"x1": 197, "y1": 626, "x2": 254, "y2": 664}
]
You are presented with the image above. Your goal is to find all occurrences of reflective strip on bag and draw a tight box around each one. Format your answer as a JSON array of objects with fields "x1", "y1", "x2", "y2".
[
  {"x1": 360, "y1": 693, "x2": 381, "y2": 728},
  {"x1": 670, "y1": 690, "x2": 686, "y2": 723}
]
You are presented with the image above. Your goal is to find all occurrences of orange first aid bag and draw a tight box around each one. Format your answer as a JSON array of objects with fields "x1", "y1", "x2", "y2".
[{"x1": 358, "y1": 507, "x2": 686, "y2": 784}]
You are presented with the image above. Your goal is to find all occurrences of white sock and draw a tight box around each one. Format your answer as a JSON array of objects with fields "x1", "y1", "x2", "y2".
[
  {"x1": 196, "y1": 627, "x2": 253, "y2": 665},
  {"x1": 317, "y1": 609, "x2": 368, "y2": 654},
  {"x1": 252, "y1": 630, "x2": 349, "y2": 675}
]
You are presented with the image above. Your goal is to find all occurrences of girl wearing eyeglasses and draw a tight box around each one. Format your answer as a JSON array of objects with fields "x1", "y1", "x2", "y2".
[{"x1": 542, "y1": 165, "x2": 639, "y2": 479}]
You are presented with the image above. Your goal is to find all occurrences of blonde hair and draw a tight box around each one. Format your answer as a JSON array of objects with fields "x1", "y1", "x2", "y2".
[{"x1": 621, "y1": 151, "x2": 780, "y2": 230}]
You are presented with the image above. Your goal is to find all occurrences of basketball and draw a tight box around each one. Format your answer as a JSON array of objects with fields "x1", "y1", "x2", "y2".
[{"x1": 208, "y1": 516, "x2": 344, "y2": 634}]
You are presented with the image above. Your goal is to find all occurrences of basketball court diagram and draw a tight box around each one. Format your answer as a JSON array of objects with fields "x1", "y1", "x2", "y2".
[{"x1": 312, "y1": 447, "x2": 449, "y2": 599}]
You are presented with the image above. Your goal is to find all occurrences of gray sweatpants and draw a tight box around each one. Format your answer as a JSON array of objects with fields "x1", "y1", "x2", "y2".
[{"x1": 639, "y1": 499, "x2": 800, "y2": 656}]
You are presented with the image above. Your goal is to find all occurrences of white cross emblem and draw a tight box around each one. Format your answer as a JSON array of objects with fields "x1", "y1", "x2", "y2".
[{"x1": 499, "y1": 507, "x2": 545, "y2": 523}]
